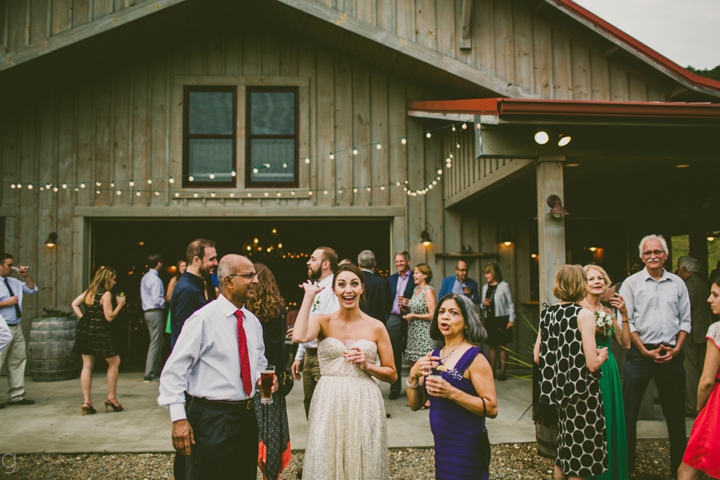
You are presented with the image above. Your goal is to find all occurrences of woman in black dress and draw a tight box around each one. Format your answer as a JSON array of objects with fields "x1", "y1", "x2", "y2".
[
  {"x1": 246, "y1": 263, "x2": 292, "y2": 480},
  {"x1": 533, "y1": 265, "x2": 610, "y2": 479},
  {"x1": 71, "y1": 267, "x2": 126, "y2": 415}
]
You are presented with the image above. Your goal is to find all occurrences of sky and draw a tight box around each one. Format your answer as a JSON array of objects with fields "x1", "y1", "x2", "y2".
[{"x1": 572, "y1": 0, "x2": 720, "y2": 70}]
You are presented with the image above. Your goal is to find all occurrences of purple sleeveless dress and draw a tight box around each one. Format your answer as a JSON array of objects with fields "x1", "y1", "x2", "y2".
[{"x1": 427, "y1": 346, "x2": 489, "y2": 480}]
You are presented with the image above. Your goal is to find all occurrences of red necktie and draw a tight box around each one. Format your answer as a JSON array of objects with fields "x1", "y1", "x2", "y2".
[{"x1": 234, "y1": 309, "x2": 253, "y2": 396}]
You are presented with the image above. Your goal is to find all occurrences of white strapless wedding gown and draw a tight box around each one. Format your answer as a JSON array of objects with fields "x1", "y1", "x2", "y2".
[{"x1": 303, "y1": 337, "x2": 389, "y2": 479}]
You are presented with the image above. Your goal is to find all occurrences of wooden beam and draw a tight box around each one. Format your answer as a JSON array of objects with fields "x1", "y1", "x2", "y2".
[
  {"x1": 0, "y1": 0, "x2": 187, "y2": 72},
  {"x1": 74, "y1": 205, "x2": 406, "y2": 218},
  {"x1": 459, "y1": 0, "x2": 472, "y2": 51},
  {"x1": 536, "y1": 157, "x2": 565, "y2": 305},
  {"x1": 275, "y1": 0, "x2": 536, "y2": 99},
  {"x1": 444, "y1": 158, "x2": 535, "y2": 208}
]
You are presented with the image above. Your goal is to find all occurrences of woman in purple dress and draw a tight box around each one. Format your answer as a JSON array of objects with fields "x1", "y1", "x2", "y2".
[{"x1": 407, "y1": 293, "x2": 498, "y2": 479}]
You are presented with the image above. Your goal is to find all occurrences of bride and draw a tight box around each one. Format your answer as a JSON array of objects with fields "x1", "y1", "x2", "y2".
[{"x1": 292, "y1": 263, "x2": 397, "y2": 479}]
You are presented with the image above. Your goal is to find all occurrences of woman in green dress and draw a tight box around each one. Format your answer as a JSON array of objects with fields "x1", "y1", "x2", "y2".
[{"x1": 583, "y1": 265, "x2": 631, "y2": 480}]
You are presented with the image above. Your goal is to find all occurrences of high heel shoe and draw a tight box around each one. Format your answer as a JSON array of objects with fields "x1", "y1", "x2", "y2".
[
  {"x1": 81, "y1": 404, "x2": 97, "y2": 416},
  {"x1": 104, "y1": 398, "x2": 124, "y2": 412}
]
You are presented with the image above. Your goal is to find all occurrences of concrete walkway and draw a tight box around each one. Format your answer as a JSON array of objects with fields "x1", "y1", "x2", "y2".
[{"x1": 0, "y1": 373, "x2": 694, "y2": 454}]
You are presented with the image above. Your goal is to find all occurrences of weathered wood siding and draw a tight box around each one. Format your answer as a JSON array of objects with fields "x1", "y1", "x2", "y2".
[
  {"x1": 0, "y1": 27, "x2": 451, "y2": 314},
  {"x1": 307, "y1": 0, "x2": 669, "y2": 101}
]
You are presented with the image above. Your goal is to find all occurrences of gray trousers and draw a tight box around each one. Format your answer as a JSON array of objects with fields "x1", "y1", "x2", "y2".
[
  {"x1": 683, "y1": 339, "x2": 707, "y2": 414},
  {"x1": 0, "y1": 324, "x2": 27, "y2": 402},
  {"x1": 143, "y1": 310, "x2": 165, "y2": 378},
  {"x1": 386, "y1": 314, "x2": 405, "y2": 395}
]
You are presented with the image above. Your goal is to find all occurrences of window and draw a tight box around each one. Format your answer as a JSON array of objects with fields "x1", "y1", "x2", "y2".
[
  {"x1": 246, "y1": 87, "x2": 299, "y2": 187},
  {"x1": 183, "y1": 86, "x2": 237, "y2": 187}
]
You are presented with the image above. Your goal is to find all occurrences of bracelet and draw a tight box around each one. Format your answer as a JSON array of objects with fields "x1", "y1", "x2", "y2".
[
  {"x1": 406, "y1": 378, "x2": 421, "y2": 389},
  {"x1": 622, "y1": 319, "x2": 629, "y2": 323}
]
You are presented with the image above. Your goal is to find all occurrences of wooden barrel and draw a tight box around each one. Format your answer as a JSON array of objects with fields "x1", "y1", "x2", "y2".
[
  {"x1": 535, "y1": 423, "x2": 559, "y2": 459},
  {"x1": 28, "y1": 316, "x2": 81, "y2": 382}
]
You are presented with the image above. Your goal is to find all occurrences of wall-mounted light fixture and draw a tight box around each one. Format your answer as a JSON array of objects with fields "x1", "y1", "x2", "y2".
[
  {"x1": 45, "y1": 232, "x2": 58, "y2": 248},
  {"x1": 547, "y1": 194, "x2": 569, "y2": 219},
  {"x1": 421, "y1": 230, "x2": 432, "y2": 247},
  {"x1": 499, "y1": 232, "x2": 513, "y2": 247},
  {"x1": 588, "y1": 246, "x2": 599, "y2": 252},
  {"x1": 531, "y1": 253, "x2": 538, "y2": 259},
  {"x1": 708, "y1": 232, "x2": 718, "y2": 242},
  {"x1": 558, "y1": 134, "x2": 572, "y2": 147}
]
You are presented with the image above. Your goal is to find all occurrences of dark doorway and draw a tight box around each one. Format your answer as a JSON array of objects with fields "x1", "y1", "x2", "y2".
[{"x1": 90, "y1": 218, "x2": 391, "y2": 372}]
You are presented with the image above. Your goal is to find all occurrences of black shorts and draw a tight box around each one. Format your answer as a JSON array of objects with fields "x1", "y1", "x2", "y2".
[{"x1": 484, "y1": 315, "x2": 514, "y2": 346}]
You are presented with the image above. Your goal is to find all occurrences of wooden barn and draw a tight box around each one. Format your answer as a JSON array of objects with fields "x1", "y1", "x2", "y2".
[{"x1": 1, "y1": 0, "x2": 719, "y2": 369}]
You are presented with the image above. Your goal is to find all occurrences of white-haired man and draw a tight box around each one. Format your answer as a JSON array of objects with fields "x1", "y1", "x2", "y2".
[
  {"x1": 619, "y1": 234, "x2": 691, "y2": 477},
  {"x1": 677, "y1": 255, "x2": 713, "y2": 417}
]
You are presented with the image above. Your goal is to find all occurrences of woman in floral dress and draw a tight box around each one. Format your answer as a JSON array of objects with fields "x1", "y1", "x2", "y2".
[{"x1": 404, "y1": 263, "x2": 437, "y2": 408}]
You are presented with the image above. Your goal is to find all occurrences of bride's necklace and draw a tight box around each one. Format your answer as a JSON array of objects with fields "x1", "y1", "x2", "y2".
[{"x1": 343, "y1": 317, "x2": 359, "y2": 335}]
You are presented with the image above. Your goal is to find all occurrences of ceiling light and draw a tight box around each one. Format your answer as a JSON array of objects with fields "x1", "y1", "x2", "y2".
[
  {"x1": 534, "y1": 131, "x2": 549, "y2": 145},
  {"x1": 558, "y1": 135, "x2": 571, "y2": 147}
]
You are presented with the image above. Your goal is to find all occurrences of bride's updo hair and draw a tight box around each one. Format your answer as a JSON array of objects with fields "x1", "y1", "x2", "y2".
[{"x1": 332, "y1": 263, "x2": 366, "y2": 307}]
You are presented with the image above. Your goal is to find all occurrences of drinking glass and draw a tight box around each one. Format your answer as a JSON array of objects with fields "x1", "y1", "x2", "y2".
[{"x1": 261, "y1": 365, "x2": 275, "y2": 405}]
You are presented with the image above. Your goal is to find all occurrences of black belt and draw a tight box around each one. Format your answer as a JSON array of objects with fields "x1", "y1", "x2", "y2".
[
  {"x1": 306, "y1": 347, "x2": 318, "y2": 356},
  {"x1": 144, "y1": 308, "x2": 164, "y2": 313},
  {"x1": 189, "y1": 395, "x2": 254, "y2": 410}
]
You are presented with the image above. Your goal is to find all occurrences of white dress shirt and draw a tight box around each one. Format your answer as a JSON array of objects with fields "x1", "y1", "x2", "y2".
[
  {"x1": 158, "y1": 294, "x2": 267, "y2": 421},
  {"x1": 0, "y1": 276, "x2": 38, "y2": 325},
  {"x1": 619, "y1": 268, "x2": 691, "y2": 346},
  {"x1": 295, "y1": 274, "x2": 339, "y2": 361},
  {"x1": 0, "y1": 313, "x2": 11, "y2": 355},
  {"x1": 140, "y1": 268, "x2": 165, "y2": 311}
]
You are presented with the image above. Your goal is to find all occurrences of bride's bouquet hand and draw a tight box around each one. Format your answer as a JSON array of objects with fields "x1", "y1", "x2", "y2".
[
  {"x1": 299, "y1": 280, "x2": 324, "y2": 298},
  {"x1": 345, "y1": 346, "x2": 369, "y2": 370}
]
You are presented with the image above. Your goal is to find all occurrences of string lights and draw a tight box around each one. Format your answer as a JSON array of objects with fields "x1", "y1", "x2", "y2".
[{"x1": 4, "y1": 122, "x2": 471, "y2": 199}]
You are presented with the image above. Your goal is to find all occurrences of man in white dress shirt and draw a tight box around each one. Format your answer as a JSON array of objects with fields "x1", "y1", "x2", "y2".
[
  {"x1": 159, "y1": 254, "x2": 276, "y2": 479},
  {"x1": 291, "y1": 246, "x2": 339, "y2": 418},
  {"x1": 140, "y1": 253, "x2": 165, "y2": 382}
]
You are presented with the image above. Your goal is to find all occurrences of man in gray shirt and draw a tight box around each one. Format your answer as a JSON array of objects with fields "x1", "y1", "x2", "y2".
[
  {"x1": 620, "y1": 234, "x2": 691, "y2": 477},
  {"x1": 677, "y1": 256, "x2": 713, "y2": 417}
]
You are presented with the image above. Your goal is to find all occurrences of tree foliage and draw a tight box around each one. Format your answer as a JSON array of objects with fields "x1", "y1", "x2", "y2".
[{"x1": 687, "y1": 65, "x2": 720, "y2": 81}]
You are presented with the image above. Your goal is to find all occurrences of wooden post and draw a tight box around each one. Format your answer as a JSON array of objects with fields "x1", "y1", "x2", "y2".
[{"x1": 536, "y1": 157, "x2": 566, "y2": 305}]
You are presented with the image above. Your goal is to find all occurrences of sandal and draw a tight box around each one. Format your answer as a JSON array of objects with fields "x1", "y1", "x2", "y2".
[
  {"x1": 81, "y1": 403, "x2": 97, "y2": 416},
  {"x1": 104, "y1": 398, "x2": 124, "y2": 412}
]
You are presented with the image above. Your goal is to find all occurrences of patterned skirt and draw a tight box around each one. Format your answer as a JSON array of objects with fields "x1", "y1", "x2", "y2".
[
  {"x1": 72, "y1": 314, "x2": 119, "y2": 358},
  {"x1": 556, "y1": 388, "x2": 608, "y2": 477},
  {"x1": 254, "y1": 391, "x2": 291, "y2": 480}
]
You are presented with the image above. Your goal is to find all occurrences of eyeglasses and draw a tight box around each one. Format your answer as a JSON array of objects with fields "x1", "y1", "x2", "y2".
[
  {"x1": 227, "y1": 273, "x2": 258, "y2": 280},
  {"x1": 642, "y1": 250, "x2": 665, "y2": 257},
  {"x1": 456, "y1": 268, "x2": 468, "y2": 272}
]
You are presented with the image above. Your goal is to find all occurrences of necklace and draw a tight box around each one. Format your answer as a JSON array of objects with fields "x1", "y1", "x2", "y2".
[
  {"x1": 583, "y1": 298, "x2": 603, "y2": 313},
  {"x1": 439, "y1": 345, "x2": 461, "y2": 364}
]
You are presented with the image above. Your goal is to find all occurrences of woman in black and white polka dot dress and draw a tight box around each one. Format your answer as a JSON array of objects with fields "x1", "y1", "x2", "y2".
[{"x1": 533, "y1": 265, "x2": 610, "y2": 479}]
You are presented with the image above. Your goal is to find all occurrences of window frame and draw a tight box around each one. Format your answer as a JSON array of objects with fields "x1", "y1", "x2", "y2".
[
  {"x1": 182, "y1": 85, "x2": 238, "y2": 188},
  {"x1": 244, "y1": 86, "x2": 300, "y2": 188}
]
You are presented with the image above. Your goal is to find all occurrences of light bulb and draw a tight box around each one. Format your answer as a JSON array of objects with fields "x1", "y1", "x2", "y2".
[
  {"x1": 452, "y1": 125, "x2": 456, "y2": 132},
  {"x1": 193, "y1": 193, "x2": 198, "y2": 198},
  {"x1": 116, "y1": 190, "x2": 122, "y2": 195},
  {"x1": 462, "y1": 123, "x2": 468, "y2": 130},
  {"x1": 174, "y1": 192, "x2": 180, "y2": 197},
  {"x1": 147, "y1": 179, "x2": 153, "y2": 184},
  {"x1": 558, "y1": 135, "x2": 572, "y2": 147},
  {"x1": 253, "y1": 168, "x2": 259, "y2": 174},
  {"x1": 129, "y1": 180, "x2": 135, "y2": 187},
  {"x1": 209, "y1": 173, "x2": 215, "y2": 180},
  {"x1": 188, "y1": 176, "x2": 194, "y2": 182},
  {"x1": 366, "y1": 187, "x2": 371, "y2": 192},
  {"x1": 401, "y1": 137, "x2": 407, "y2": 145},
  {"x1": 329, "y1": 153, "x2": 335, "y2": 160},
  {"x1": 79, "y1": 183, "x2": 85, "y2": 189},
  {"x1": 169, "y1": 177, "x2": 175, "y2": 184},
  {"x1": 231, "y1": 171, "x2": 237, "y2": 177},
  {"x1": 210, "y1": 192, "x2": 216, "y2": 197},
  {"x1": 154, "y1": 191, "x2": 160, "y2": 197},
  {"x1": 304, "y1": 157, "x2": 310, "y2": 164},
  {"x1": 352, "y1": 148, "x2": 358, "y2": 155},
  {"x1": 96, "y1": 181, "x2": 102, "y2": 186},
  {"x1": 53, "y1": 187, "x2": 58, "y2": 192},
  {"x1": 426, "y1": 132, "x2": 431, "y2": 138},
  {"x1": 62, "y1": 184, "x2": 67, "y2": 189},
  {"x1": 534, "y1": 131, "x2": 549, "y2": 145},
  {"x1": 376, "y1": 143, "x2": 382, "y2": 150},
  {"x1": 136, "y1": 191, "x2": 141, "y2": 197}
]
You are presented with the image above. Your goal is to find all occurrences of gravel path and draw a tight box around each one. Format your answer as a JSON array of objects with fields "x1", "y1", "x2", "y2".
[{"x1": 5, "y1": 442, "x2": 700, "y2": 479}]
